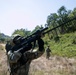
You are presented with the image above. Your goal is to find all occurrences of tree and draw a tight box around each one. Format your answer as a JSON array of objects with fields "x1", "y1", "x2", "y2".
[
  {"x1": 47, "y1": 13, "x2": 59, "y2": 38},
  {"x1": 68, "y1": 8, "x2": 76, "y2": 32},
  {"x1": 57, "y1": 6, "x2": 70, "y2": 33},
  {"x1": 31, "y1": 25, "x2": 41, "y2": 34},
  {"x1": 12, "y1": 28, "x2": 31, "y2": 37}
]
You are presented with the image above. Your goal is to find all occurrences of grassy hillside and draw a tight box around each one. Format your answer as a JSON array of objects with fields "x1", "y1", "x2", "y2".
[{"x1": 44, "y1": 31, "x2": 76, "y2": 58}]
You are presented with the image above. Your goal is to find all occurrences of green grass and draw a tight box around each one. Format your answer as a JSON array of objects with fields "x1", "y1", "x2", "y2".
[{"x1": 44, "y1": 31, "x2": 76, "y2": 58}]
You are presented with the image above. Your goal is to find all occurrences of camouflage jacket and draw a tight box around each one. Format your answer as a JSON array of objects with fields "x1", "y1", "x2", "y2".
[{"x1": 6, "y1": 37, "x2": 44, "y2": 75}]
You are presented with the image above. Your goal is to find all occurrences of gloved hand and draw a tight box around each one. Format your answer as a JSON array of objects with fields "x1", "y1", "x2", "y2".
[
  {"x1": 8, "y1": 50, "x2": 22, "y2": 63},
  {"x1": 38, "y1": 38, "x2": 44, "y2": 51}
]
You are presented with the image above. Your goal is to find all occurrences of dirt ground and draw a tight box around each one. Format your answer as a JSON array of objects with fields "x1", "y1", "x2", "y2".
[{"x1": 0, "y1": 44, "x2": 76, "y2": 75}]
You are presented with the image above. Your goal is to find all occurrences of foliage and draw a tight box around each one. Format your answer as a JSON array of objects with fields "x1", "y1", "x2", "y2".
[
  {"x1": 12, "y1": 28, "x2": 31, "y2": 37},
  {"x1": 31, "y1": 25, "x2": 41, "y2": 34},
  {"x1": 46, "y1": 6, "x2": 76, "y2": 34},
  {"x1": 72, "y1": 36, "x2": 76, "y2": 44},
  {"x1": 43, "y1": 31, "x2": 76, "y2": 58},
  {"x1": 0, "y1": 33, "x2": 10, "y2": 43}
]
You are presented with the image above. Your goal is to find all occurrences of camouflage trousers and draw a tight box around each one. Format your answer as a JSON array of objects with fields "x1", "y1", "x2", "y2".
[
  {"x1": 13, "y1": 65, "x2": 29, "y2": 75},
  {"x1": 7, "y1": 61, "x2": 31, "y2": 75},
  {"x1": 46, "y1": 52, "x2": 50, "y2": 59}
]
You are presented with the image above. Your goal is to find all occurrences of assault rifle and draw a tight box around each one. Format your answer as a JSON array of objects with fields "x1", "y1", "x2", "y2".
[{"x1": 11, "y1": 27, "x2": 48, "y2": 53}]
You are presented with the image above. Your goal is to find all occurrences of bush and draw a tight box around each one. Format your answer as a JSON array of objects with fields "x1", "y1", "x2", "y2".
[
  {"x1": 72, "y1": 39, "x2": 76, "y2": 44},
  {"x1": 54, "y1": 36, "x2": 60, "y2": 42}
]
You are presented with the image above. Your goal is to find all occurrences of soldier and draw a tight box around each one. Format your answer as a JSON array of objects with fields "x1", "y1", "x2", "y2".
[
  {"x1": 45, "y1": 46, "x2": 51, "y2": 60},
  {"x1": 5, "y1": 34, "x2": 44, "y2": 75}
]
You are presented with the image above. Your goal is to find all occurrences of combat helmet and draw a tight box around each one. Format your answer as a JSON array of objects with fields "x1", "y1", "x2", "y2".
[{"x1": 11, "y1": 34, "x2": 22, "y2": 44}]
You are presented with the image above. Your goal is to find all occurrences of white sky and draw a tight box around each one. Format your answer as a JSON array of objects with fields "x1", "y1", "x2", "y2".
[{"x1": 0, "y1": 0, "x2": 76, "y2": 36}]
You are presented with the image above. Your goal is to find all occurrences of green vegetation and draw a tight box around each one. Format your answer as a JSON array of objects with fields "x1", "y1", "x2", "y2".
[
  {"x1": 12, "y1": 28, "x2": 31, "y2": 37},
  {"x1": 44, "y1": 31, "x2": 76, "y2": 58},
  {"x1": 0, "y1": 33, "x2": 10, "y2": 43}
]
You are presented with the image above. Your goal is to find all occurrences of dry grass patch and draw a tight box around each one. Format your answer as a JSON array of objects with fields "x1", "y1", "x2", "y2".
[{"x1": 0, "y1": 44, "x2": 4, "y2": 50}]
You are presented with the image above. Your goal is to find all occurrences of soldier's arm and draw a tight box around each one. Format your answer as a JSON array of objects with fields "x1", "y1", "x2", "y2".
[
  {"x1": 7, "y1": 50, "x2": 22, "y2": 63},
  {"x1": 29, "y1": 38, "x2": 45, "y2": 60},
  {"x1": 28, "y1": 49, "x2": 44, "y2": 60}
]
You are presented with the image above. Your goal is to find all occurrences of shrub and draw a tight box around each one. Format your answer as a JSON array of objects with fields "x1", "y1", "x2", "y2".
[{"x1": 72, "y1": 37, "x2": 76, "y2": 44}]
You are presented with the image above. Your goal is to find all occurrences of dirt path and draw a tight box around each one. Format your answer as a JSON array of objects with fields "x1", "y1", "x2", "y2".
[{"x1": 0, "y1": 44, "x2": 76, "y2": 75}]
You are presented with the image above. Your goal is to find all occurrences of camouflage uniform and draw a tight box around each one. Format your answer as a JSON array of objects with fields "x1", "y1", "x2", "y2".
[
  {"x1": 45, "y1": 46, "x2": 51, "y2": 59},
  {"x1": 5, "y1": 35, "x2": 44, "y2": 75}
]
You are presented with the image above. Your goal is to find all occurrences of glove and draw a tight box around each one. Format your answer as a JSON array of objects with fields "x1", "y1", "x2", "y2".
[
  {"x1": 38, "y1": 38, "x2": 44, "y2": 51},
  {"x1": 8, "y1": 50, "x2": 22, "y2": 63}
]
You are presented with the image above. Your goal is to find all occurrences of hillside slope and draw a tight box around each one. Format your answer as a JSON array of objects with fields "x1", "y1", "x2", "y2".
[{"x1": 44, "y1": 31, "x2": 76, "y2": 58}]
